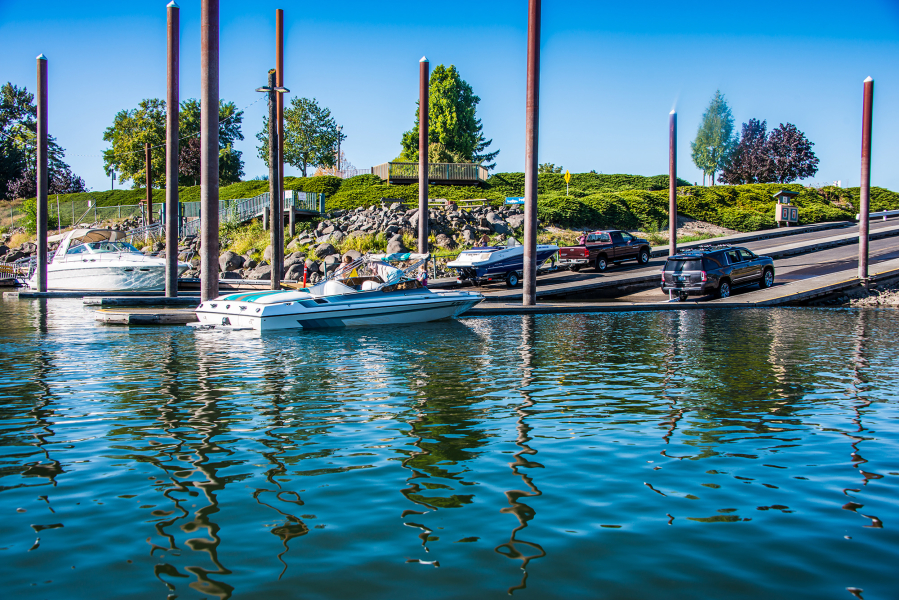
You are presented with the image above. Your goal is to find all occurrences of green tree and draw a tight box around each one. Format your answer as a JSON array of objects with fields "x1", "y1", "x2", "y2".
[
  {"x1": 690, "y1": 90, "x2": 736, "y2": 186},
  {"x1": 538, "y1": 163, "x2": 563, "y2": 174},
  {"x1": 1, "y1": 82, "x2": 80, "y2": 199},
  {"x1": 399, "y1": 64, "x2": 498, "y2": 169},
  {"x1": 257, "y1": 97, "x2": 344, "y2": 177},
  {"x1": 102, "y1": 98, "x2": 244, "y2": 188}
]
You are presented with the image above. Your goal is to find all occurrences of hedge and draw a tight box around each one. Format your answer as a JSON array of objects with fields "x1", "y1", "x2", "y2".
[{"x1": 14, "y1": 172, "x2": 899, "y2": 234}]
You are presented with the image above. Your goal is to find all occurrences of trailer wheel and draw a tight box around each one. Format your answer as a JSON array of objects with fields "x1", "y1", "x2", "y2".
[{"x1": 506, "y1": 271, "x2": 520, "y2": 287}]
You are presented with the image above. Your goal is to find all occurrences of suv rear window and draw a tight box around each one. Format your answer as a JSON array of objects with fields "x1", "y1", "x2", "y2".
[{"x1": 665, "y1": 259, "x2": 703, "y2": 272}]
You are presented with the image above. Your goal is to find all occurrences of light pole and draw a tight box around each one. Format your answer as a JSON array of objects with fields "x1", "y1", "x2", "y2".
[
  {"x1": 336, "y1": 124, "x2": 342, "y2": 176},
  {"x1": 257, "y1": 73, "x2": 290, "y2": 290}
]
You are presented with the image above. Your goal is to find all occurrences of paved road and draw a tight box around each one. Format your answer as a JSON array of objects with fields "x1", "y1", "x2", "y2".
[{"x1": 471, "y1": 217, "x2": 899, "y2": 301}]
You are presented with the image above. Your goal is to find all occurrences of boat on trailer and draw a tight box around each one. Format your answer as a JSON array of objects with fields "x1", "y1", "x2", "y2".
[
  {"x1": 27, "y1": 228, "x2": 189, "y2": 291},
  {"x1": 192, "y1": 253, "x2": 484, "y2": 331},
  {"x1": 446, "y1": 237, "x2": 559, "y2": 286}
]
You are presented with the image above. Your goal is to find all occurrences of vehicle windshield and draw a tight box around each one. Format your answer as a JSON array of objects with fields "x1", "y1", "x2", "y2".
[
  {"x1": 666, "y1": 259, "x2": 703, "y2": 272},
  {"x1": 69, "y1": 241, "x2": 141, "y2": 254}
]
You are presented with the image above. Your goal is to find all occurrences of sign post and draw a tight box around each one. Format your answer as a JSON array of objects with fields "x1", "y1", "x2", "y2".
[{"x1": 564, "y1": 170, "x2": 571, "y2": 196}]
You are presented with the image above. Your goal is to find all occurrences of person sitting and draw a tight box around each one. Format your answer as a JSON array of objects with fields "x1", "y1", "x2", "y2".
[
  {"x1": 417, "y1": 266, "x2": 429, "y2": 286},
  {"x1": 333, "y1": 255, "x2": 354, "y2": 278}
]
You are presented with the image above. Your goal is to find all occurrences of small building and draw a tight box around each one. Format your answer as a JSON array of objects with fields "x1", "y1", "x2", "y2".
[
  {"x1": 773, "y1": 189, "x2": 800, "y2": 226},
  {"x1": 371, "y1": 162, "x2": 488, "y2": 186}
]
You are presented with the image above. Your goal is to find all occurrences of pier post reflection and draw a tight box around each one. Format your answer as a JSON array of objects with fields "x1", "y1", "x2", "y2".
[
  {"x1": 840, "y1": 311, "x2": 883, "y2": 529},
  {"x1": 494, "y1": 315, "x2": 545, "y2": 594}
]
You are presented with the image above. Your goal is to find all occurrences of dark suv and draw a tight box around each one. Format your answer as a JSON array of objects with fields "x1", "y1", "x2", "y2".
[{"x1": 661, "y1": 245, "x2": 775, "y2": 300}]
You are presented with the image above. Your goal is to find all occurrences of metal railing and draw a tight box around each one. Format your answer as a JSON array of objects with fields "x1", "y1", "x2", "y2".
[
  {"x1": 180, "y1": 191, "x2": 325, "y2": 237},
  {"x1": 371, "y1": 162, "x2": 489, "y2": 183}
]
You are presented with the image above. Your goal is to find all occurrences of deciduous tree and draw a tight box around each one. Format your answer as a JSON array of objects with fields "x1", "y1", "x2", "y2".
[
  {"x1": 538, "y1": 163, "x2": 563, "y2": 174},
  {"x1": 691, "y1": 90, "x2": 736, "y2": 185},
  {"x1": 102, "y1": 98, "x2": 245, "y2": 188},
  {"x1": 1, "y1": 82, "x2": 86, "y2": 199},
  {"x1": 399, "y1": 65, "x2": 499, "y2": 169},
  {"x1": 718, "y1": 120, "x2": 819, "y2": 185},
  {"x1": 767, "y1": 123, "x2": 819, "y2": 184},
  {"x1": 257, "y1": 97, "x2": 344, "y2": 177}
]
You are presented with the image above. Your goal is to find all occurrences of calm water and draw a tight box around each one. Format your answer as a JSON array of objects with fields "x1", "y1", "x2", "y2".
[{"x1": 1, "y1": 300, "x2": 897, "y2": 599}]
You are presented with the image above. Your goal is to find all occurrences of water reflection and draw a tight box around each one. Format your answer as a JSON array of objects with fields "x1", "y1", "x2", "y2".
[{"x1": 494, "y1": 315, "x2": 545, "y2": 594}]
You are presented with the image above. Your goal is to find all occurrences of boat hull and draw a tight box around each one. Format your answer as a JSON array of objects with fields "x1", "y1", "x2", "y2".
[
  {"x1": 447, "y1": 245, "x2": 559, "y2": 279},
  {"x1": 195, "y1": 290, "x2": 483, "y2": 331},
  {"x1": 30, "y1": 260, "x2": 189, "y2": 292}
]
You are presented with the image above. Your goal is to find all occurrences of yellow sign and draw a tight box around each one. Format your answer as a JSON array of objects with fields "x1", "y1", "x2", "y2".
[{"x1": 564, "y1": 170, "x2": 571, "y2": 183}]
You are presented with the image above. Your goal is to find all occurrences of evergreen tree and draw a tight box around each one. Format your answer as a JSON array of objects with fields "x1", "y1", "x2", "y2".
[
  {"x1": 400, "y1": 64, "x2": 498, "y2": 169},
  {"x1": 691, "y1": 90, "x2": 736, "y2": 185}
]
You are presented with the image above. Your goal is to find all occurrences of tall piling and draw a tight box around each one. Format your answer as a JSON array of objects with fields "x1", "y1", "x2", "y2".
[
  {"x1": 669, "y1": 110, "x2": 677, "y2": 257},
  {"x1": 418, "y1": 56, "x2": 429, "y2": 254},
  {"x1": 145, "y1": 143, "x2": 153, "y2": 224},
  {"x1": 522, "y1": 0, "x2": 541, "y2": 306},
  {"x1": 266, "y1": 70, "x2": 281, "y2": 290},
  {"x1": 35, "y1": 54, "x2": 48, "y2": 292},
  {"x1": 276, "y1": 8, "x2": 285, "y2": 265},
  {"x1": 165, "y1": 1, "x2": 180, "y2": 297},
  {"x1": 858, "y1": 76, "x2": 873, "y2": 282},
  {"x1": 200, "y1": 0, "x2": 220, "y2": 301}
]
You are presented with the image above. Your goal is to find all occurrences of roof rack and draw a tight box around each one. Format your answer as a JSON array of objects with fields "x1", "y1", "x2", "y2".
[{"x1": 692, "y1": 243, "x2": 734, "y2": 250}]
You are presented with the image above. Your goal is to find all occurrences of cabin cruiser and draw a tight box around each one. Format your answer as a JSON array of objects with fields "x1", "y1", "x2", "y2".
[
  {"x1": 446, "y1": 237, "x2": 559, "y2": 286},
  {"x1": 192, "y1": 253, "x2": 484, "y2": 331},
  {"x1": 27, "y1": 228, "x2": 189, "y2": 291}
]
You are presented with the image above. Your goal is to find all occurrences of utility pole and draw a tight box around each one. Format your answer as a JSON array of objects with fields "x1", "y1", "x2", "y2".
[
  {"x1": 522, "y1": 0, "x2": 541, "y2": 306},
  {"x1": 669, "y1": 110, "x2": 677, "y2": 258},
  {"x1": 418, "y1": 56, "x2": 429, "y2": 255},
  {"x1": 145, "y1": 142, "x2": 153, "y2": 224},
  {"x1": 165, "y1": 0, "x2": 180, "y2": 297},
  {"x1": 200, "y1": 0, "x2": 220, "y2": 302},
  {"x1": 858, "y1": 76, "x2": 874, "y2": 282},
  {"x1": 36, "y1": 54, "x2": 48, "y2": 293},
  {"x1": 336, "y1": 124, "x2": 342, "y2": 175}
]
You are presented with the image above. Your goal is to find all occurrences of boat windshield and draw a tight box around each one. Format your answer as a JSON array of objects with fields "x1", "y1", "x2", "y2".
[{"x1": 69, "y1": 241, "x2": 141, "y2": 254}]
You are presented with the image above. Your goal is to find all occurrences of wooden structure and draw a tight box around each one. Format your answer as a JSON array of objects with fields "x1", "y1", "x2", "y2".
[{"x1": 371, "y1": 162, "x2": 489, "y2": 186}]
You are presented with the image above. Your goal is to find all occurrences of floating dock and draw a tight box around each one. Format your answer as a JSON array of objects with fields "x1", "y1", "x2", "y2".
[{"x1": 95, "y1": 308, "x2": 198, "y2": 325}]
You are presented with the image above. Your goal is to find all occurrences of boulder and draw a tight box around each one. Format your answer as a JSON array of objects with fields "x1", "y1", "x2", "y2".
[
  {"x1": 220, "y1": 271, "x2": 241, "y2": 280},
  {"x1": 245, "y1": 259, "x2": 259, "y2": 270},
  {"x1": 385, "y1": 234, "x2": 409, "y2": 255},
  {"x1": 434, "y1": 233, "x2": 456, "y2": 250},
  {"x1": 284, "y1": 252, "x2": 306, "y2": 269},
  {"x1": 316, "y1": 243, "x2": 337, "y2": 257},
  {"x1": 507, "y1": 214, "x2": 526, "y2": 230},
  {"x1": 219, "y1": 250, "x2": 245, "y2": 272},
  {"x1": 304, "y1": 259, "x2": 320, "y2": 273},
  {"x1": 263, "y1": 244, "x2": 273, "y2": 262},
  {"x1": 329, "y1": 230, "x2": 346, "y2": 243},
  {"x1": 249, "y1": 264, "x2": 272, "y2": 280},
  {"x1": 461, "y1": 229, "x2": 477, "y2": 244},
  {"x1": 321, "y1": 225, "x2": 335, "y2": 235},
  {"x1": 342, "y1": 249, "x2": 362, "y2": 261},
  {"x1": 322, "y1": 254, "x2": 340, "y2": 269},
  {"x1": 285, "y1": 263, "x2": 304, "y2": 281}
]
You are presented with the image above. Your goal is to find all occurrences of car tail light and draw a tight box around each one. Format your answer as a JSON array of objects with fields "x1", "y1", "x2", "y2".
[{"x1": 700, "y1": 271, "x2": 707, "y2": 282}]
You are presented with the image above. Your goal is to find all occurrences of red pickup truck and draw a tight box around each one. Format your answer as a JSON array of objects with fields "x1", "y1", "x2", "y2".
[{"x1": 558, "y1": 230, "x2": 652, "y2": 272}]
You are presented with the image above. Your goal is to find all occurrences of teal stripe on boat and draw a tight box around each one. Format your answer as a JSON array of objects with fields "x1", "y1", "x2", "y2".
[{"x1": 221, "y1": 290, "x2": 287, "y2": 303}]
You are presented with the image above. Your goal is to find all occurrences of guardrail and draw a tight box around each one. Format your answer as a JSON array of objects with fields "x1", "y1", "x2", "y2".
[{"x1": 856, "y1": 210, "x2": 899, "y2": 221}]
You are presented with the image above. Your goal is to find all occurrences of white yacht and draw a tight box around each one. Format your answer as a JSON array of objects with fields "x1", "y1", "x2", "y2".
[
  {"x1": 192, "y1": 254, "x2": 484, "y2": 331},
  {"x1": 28, "y1": 228, "x2": 189, "y2": 292}
]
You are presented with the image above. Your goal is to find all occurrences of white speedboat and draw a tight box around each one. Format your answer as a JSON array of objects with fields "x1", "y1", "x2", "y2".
[
  {"x1": 192, "y1": 254, "x2": 483, "y2": 331},
  {"x1": 446, "y1": 237, "x2": 559, "y2": 286},
  {"x1": 28, "y1": 228, "x2": 189, "y2": 291}
]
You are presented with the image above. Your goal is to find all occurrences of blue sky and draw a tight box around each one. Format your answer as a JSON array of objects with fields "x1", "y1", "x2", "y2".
[{"x1": 1, "y1": 0, "x2": 897, "y2": 191}]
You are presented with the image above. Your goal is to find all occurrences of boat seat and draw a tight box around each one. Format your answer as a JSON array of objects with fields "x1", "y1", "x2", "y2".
[{"x1": 361, "y1": 280, "x2": 379, "y2": 291}]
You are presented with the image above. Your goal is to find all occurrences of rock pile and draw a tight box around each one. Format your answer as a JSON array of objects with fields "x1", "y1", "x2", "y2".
[{"x1": 849, "y1": 283, "x2": 899, "y2": 307}]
